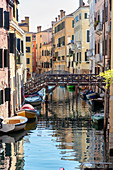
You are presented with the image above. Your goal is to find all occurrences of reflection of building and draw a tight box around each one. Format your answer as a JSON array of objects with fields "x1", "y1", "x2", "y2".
[
  {"x1": 0, "y1": 0, "x2": 10, "y2": 118},
  {"x1": 73, "y1": 3, "x2": 90, "y2": 74}
]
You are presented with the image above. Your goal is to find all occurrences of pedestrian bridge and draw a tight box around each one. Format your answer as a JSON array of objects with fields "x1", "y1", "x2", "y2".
[{"x1": 24, "y1": 70, "x2": 105, "y2": 95}]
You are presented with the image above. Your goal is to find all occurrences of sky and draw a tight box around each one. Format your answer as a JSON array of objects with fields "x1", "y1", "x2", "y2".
[{"x1": 19, "y1": 0, "x2": 88, "y2": 32}]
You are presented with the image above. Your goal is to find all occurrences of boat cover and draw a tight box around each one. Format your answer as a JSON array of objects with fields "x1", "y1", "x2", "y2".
[{"x1": 20, "y1": 104, "x2": 35, "y2": 111}]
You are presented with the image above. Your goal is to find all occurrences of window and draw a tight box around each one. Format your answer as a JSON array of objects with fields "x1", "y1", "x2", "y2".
[
  {"x1": 72, "y1": 35, "x2": 74, "y2": 41},
  {"x1": 9, "y1": 33, "x2": 14, "y2": 53},
  {"x1": 85, "y1": 13, "x2": 88, "y2": 19},
  {"x1": 87, "y1": 30, "x2": 90, "y2": 42},
  {"x1": 26, "y1": 37, "x2": 31, "y2": 42},
  {"x1": 0, "y1": 8, "x2": 3, "y2": 28},
  {"x1": 27, "y1": 68, "x2": 30, "y2": 72},
  {"x1": 75, "y1": 15, "x2": 79, "y2": 22},
  {"x1": 79, "y1": 13, "x2": 81, "y2": 20},
  {"x1": 58, "y1": 56, "x2": 60, "y2": 61},
  {"x1": 17, "y1": 39, "x2": 20, "y2": 52},
  {"x1": 80, "y1": 52, "x2": 81, "y2": 61},
  {"x1": 0, "y1": 49, "x2": 3, "y2": 68},
  {"x1": 40, "y1": 43, "x2": 42, "y2": 48},
  {"x1": 4, "y1": 11, "x2": 9, "y2": 30},
  {"x1": 85, "y1": 52, "x2": 88, "y2": 61},
  {"x1": 21, "y1": 40, "x2": 24, "y2": 53},
  {"x1": 72, "y1": 20, "x2": 74, "y2": 28},
  {"x1": 27, "y1": 58, "x2": 30, "y2": 64},
  {"x1": 13, "y1": 5, "x2": 15, "y2": 18},
  {"x1": 26, "y1": 47, "x2": 30, "y2": 53},
  {"x1": 55, "y1": 21, "x2": 65, "y2": 33},
  {"x1": 4, "y1": 49, "x2": 8, "y2": 67},
  {"x1": 62, "y1": 56, "x2": 65, "y2": 60},
  {"x1": 5, "y1": 88, "x2": 10, "y2": 102},
  {"x1": 0, "y1": 90, "x2": 3, "y2": 105},
  {"x1": 16, "y1": 8, "x2": 18, "y2": 21}
]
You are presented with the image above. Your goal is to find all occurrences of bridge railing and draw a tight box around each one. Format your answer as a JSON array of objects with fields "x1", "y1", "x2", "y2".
[{"x1": 24, "y1": 73, "x2": 105, "y2": 95}]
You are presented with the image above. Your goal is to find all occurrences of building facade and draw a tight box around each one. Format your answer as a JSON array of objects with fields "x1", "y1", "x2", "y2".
[
  {"x1": 0, "y1": 0, "x2": 10, "y2": 118},
  {"x1": 87, "y1": 0, "x2": 95, "y2": 74},
  {"x1": 9, "y1": 0, "x2": 27, "y2": 115},
  {"x1": 36, "y1": 26, "x2": 52, "y2": 74},
  {"x1": 40, "y1": 41, "x2": 52, "y2": 73},
  {"x1": 73, "y1": 5, "x2": 90, "y2": 74},
  {"x1": 94, "y1": 0, "x2": 111, "y2": 74},
  {"x1": 52, "y1": 10, "x2": 74, "y2": 72}
]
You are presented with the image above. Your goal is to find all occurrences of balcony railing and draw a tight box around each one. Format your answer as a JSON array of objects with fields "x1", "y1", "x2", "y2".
[
  {"x1": 95, "y1": 54, "x2": 103, "y2": 62},
  {"x1": 96, "y1": 23, "x2": 103, "y2": 33}
]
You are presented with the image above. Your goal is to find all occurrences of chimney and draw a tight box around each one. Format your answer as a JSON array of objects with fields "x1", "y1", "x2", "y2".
[
  {"x1": 63, "y1": 11, "x2": 65, "y2": 17},
  {"x1": 79, "y1": 0, "x2": 83, "y2": 7},
  {"x1": 60, "y1": 10, "x2": 63, "y2": 19},
  {"x1": 58, "y1": 15, "x2": 60, "y2": 20},
  {"x1": 25, "y1": 17, "x2": 29, "y2": 32},
  {"x1": 55, "y1": 17, "x2": 57, "y2": 22},
  {"x1": 37, "y1": 26, "x2": 42, "y2": 33}
]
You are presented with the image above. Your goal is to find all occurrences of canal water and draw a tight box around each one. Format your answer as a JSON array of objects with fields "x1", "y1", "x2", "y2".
[{"x1": 0, "y1": 87, "x2": 112, "y2": 170}]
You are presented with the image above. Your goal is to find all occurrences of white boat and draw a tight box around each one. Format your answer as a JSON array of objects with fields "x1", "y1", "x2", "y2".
[
  {"x1": 2, "y1": 116, "x2": 28, "y2": 132},
  {"x1": 25, "y1": 96, "x2": 42, "y2": 106}
]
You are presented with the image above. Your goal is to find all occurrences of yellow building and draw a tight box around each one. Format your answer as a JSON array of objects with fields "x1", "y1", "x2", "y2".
[
  {"x1": 19, "y1": 17, "x2": 34, "y2": 79},
  {"x1": 9, "y1": 0, "x2": 27, "y2": 115},
  {"x1": 52, "y1": 10, "x2": 74, "y2": 71},
  {"x1": 41, "y1": 42, "x2": 52, "y2": 73},
  {"x1": 73, "y1": 5, "x2": 90, "y2": 74}
]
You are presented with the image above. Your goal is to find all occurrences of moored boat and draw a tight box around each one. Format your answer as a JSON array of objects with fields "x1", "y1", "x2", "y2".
[
  {"x1": 92, "y1": 113, "x2": 104, "y2": 127},
  {"x1": 16, "y1": 104, "x2": 37, "y2": 119},
  {"x1": 86, "y1": 92, "x2": 99, "y2": 100},
  {"x1": 25, "y1": 95, "x2": 42, "y2": 106},
  {"x1": 2, "y1": 116, "x2": 28, "y2": 132}
]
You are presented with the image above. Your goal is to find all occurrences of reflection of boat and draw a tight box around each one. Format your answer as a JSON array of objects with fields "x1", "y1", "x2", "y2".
[
  {"x1": 2, "y1": 116, "x2": 28, "y2": 132},
  {"x1": 0, "y1": 130, "x2": 28, "y2": 143},
  {"x1": 24, "y1": 119, "x2": 37, "y2": 131},
  {"x1": 67, "y1": 86, "x2": 75, "y2": 92},
  {"x1": 16, "y1": 104, "x2": 37, "y2": 119},
  {"x1": 86, "y1": 92, "x2": 99, "y2": 100},
  {"x1": 25, "y1": 96, "x2": 42, "y2": 106}
]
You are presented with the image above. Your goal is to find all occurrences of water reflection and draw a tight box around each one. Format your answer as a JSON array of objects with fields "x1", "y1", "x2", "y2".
[{"x1": 0, "y1": 87, "x2": 113, "y2": 170}]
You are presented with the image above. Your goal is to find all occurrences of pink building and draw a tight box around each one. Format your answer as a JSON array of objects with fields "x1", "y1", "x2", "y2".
[
  {"x1": 36, "y1": 26, "x2": 52, "y2": 74},
  {"x1": 0, "y1": 0, "x2": 10, "y2": 118},
  {"x1": 95, "y1": 0, "x2": 111, "y2": 74}
]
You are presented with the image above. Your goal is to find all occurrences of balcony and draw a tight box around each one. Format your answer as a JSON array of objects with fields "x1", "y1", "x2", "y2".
[
  {"x1": 95, "y1": 54, "x2": 103, "y2": 63},
  {"x1": 95, "y1": 23, "x2": 103, "y2": 35}
]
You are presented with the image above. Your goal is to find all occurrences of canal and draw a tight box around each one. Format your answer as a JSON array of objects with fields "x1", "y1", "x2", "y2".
[{"x1": 0, "y1": 86, "x2": 112, "y2": 170}]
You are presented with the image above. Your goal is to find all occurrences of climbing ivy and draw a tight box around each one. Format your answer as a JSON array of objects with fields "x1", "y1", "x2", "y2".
[{"x1": 99, "y1": 69, "x2": 113, "y2": 89}]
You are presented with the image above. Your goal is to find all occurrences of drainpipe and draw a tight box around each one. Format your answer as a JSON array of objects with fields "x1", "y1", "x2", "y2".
[{"x1": 8, "y1": 32, "x2": 11, "y2": 117}]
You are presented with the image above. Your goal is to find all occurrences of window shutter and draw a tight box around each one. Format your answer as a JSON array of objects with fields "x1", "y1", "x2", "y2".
[
  {"x1": 13, "y1": 5, "x2": 15, "y2": 18},
  {"x1": 16, "y1": 8, "x2": 18, "y2": 21},
  {"x1": 5, "y1": 88, "x2": 10, "y2": 102},
  {"x1": 9, "y1": 33, "x2": 15, "y2": 53},
  {"x1": 0, "y1": 8, "x2": 3, "y2": 28},
  {"x1": 17, "y1": 39, "x2": 20, "y2": 52},
  {"x1": 0, "y1": 90, "x2": 3, "y2": 105},
  {"x1": 4, "y1": 49, "x2": 8, "y2": 67},
  {"x1": 4, "y1": 11, "x2": 9, "y2": 30},
  {"x1": 21, "y1": 40, "x2": 24, "y2": 53},
  {"x1": 0, "y1": 49, "x2": 3, "y2": 68},
  {"x1": 87, "y1": 30, "x2": 90, "y2": 42}
]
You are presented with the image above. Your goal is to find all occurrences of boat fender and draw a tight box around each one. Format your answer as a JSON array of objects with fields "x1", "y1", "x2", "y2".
[{"x1": 60, "y1": 168, "x2": 65, "y2": 170}]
